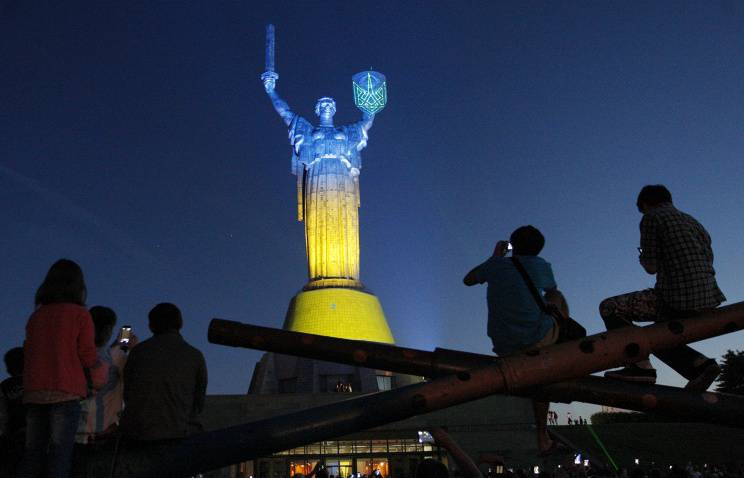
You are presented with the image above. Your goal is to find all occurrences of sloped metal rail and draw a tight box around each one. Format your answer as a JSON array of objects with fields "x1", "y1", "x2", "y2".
[
  {"x1": 128, "y1": 301, "x2": 744, "y2": 476},
  {"x1": 208, "y1": 309, "x2": 744, "y2": 426}
]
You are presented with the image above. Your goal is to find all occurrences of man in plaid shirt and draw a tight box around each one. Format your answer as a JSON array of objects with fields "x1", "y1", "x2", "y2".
[{"x1": 600, "y1": 185, "x2": 725, "y2": 390}]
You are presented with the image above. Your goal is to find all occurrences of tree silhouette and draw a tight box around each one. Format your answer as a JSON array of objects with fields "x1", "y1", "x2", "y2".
[{"x1": 715, "y1": 350, "x2": 744, "y2": 395}]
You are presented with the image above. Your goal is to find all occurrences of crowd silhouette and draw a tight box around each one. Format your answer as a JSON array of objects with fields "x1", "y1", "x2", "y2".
[
  {"x1": 0, "y1": 259, "x2": 206, "y2": 478},
  {"x1": 0, "y1": 185, "x2": 733, "y2": 477}
]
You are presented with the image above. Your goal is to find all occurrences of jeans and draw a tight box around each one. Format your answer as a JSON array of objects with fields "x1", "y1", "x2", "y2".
[{"x1": 15, "y1": 400, "x2": 81, "y2": 478}]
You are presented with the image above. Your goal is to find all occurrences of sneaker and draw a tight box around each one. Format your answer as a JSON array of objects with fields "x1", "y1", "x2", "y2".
[
  {"x1": 685, "y1": 359, "x2": 720, "y2": 392},
  {"x1": 604, "y1": 365, "x2": 657, "y2": 384}
]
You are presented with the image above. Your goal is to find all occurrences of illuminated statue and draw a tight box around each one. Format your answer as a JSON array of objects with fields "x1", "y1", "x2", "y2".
[
  {"x1": 260, "y1": 25, "x2": 393, "y2": 344},
  {"x1": 261, "y1": 25, "x2": 386, "y2": 291}
]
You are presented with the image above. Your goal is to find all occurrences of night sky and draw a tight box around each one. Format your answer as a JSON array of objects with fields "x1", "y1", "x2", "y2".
[{"x1": 2, "y1": 2, "x2": 743, "y2": 423}]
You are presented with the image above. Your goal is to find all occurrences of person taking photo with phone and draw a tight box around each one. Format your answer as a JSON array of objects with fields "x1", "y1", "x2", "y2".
[
  {"x1": 73, "y1": 305, "x2": 138, "y2": 472},
  {"x1": 463, "y1": 226, "x2": 570, "y2": 456}
]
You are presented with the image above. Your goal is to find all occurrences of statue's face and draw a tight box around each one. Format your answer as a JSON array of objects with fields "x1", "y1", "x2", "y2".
[{"x1": 315, "y1": 97, "x2": 337, "y2": 118}]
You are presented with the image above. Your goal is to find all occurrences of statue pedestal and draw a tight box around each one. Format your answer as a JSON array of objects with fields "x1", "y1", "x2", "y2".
[
  {"x1": 282, "y1": 288, "x2": 395, "y2": 344},
  {"x1": 247, "y1": 289, "x2": 418, "y2": 394}
]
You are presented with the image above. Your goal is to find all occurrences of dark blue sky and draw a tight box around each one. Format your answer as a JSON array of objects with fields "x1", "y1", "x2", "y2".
[{"x1": 2, "y1": 2, "x2": 743, "y2": 422}]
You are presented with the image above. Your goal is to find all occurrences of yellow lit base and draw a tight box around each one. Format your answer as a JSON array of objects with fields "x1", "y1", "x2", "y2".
[{"x1": 283, "y1": 288, "x2": 395, "y2": 344}]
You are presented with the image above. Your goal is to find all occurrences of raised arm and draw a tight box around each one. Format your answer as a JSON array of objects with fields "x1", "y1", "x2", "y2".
[
  {"x1": 260, "y1": 25, "x2": 294, "y2": 127},
  {"x1": 360, "y1": 111, "x2": 375, "y2": 133},
  {"x1": 463, "y1": 240, "x2": 509, "y2": 286},
  {"x1": 262, "y1": 73, "x2": 295, "y2": 126},
  {"x1": 463, "y1": 266, "x2": 482, "y2": 286},
  {"x1": 350, "y1": 112, "x2": 376, "y2": 156}
]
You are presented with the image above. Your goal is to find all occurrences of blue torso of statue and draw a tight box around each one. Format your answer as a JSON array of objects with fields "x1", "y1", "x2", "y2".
[
  {"x1": 291, "y1": 120, "x2": 367, "y2": 174},
  {"x1": 263, "y1": 83, "x2": 376, "y2": 287}
]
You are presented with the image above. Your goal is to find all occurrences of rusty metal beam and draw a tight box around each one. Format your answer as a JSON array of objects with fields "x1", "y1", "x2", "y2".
[
  {"x1": 143, "y1": 302, "x2": 744, "y2": 476},
  {"x1": 526, "y1": 376, "x2": 744, "y2": 424},
  {"x1": 208, "y1": 301, "x2": 744, "y2": 425}
]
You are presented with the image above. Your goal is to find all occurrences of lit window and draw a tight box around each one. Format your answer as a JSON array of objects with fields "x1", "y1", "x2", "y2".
[{"x1": 376, "y1": 375, "x2": 392, "y2": 391}]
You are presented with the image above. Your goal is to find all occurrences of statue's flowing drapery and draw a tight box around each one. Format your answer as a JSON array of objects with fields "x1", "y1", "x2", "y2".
[
  {"x1": 261, "y1": 27, "x2": 394, "y2": 343},
  {"x1": 289, "y1": 116, "x2": 368, "y2": 290}
]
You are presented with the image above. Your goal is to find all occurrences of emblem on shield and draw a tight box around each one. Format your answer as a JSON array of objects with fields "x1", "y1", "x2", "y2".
[{"x1": 352, "y1": 71, "x2": 387, "y2": 115}]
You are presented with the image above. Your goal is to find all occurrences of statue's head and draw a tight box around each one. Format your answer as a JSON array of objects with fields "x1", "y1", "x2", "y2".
[{"x1": 315, "y1": 97, "x2": 337, "y2": 119}]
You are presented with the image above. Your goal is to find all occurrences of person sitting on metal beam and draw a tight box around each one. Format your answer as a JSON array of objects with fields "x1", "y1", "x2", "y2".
[
  {"x1": 463, "y1": 225, "x2": 569, "y2": 456},
  {"x1": 600, "y1": 184, "x2": 725, "y2": 390}
]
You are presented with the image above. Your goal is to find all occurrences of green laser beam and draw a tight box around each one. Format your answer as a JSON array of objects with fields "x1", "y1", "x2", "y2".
[{"x1": 587, "y1": 424, "x2": 619, "y2": 471}]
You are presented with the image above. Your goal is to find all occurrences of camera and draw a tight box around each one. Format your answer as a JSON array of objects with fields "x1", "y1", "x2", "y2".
[{"x1": 120, "y1": 326, "x2": 132, "y2": 349}]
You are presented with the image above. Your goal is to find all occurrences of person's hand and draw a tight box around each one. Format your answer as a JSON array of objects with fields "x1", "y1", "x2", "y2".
[
  {"x1": 263, "y1": 77, "x2": 275, "y2": 93},
  {"x1": 112, "y1": 331, "x2": 139, "y2": 351},
  {"x1": 493, "y1": 240, "x2": 510, "y2": 257},
  {"x1": 128, "y1": 333, "x2": 140, "y2": 349},
  {"x1": 261, "y1": 71, "x2": 277, "y2": 93}
]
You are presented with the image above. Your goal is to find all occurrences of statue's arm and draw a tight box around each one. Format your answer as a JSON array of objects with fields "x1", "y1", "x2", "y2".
[
  {"x1": 359, "y1": 112, "x2": 375, "y2": 133},
  {"x1": 351, "y1": 112, "x2": 375, "y2": 155},
  {"x1": 267, "y1": 90, "x2": 295, "y2": 126},
  {"x1": 262, "y1": 74, "x2": 295, "y2": 126}
]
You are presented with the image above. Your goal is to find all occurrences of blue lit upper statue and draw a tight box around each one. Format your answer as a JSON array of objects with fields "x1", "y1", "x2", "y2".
[{"x1": 262, "y1": 70, "x2": 385, "y2": 290}]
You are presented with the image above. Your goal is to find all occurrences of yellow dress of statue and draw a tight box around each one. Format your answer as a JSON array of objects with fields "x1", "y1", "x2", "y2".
[
  {"x1": 264, "y1": 93, "x2": 372, "y2": 290},
  {"x1": 261, "y1": 47, "x2": 393, "y2": 344}
]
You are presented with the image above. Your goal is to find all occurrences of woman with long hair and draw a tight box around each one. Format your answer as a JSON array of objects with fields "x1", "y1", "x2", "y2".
[{"x1": 15, "y1": 259, "x2": 97, "y2": 478}]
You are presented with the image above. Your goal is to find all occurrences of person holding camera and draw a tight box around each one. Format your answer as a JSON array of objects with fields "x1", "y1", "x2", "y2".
[
  {"x1": 75, "y1": 306, "x2": 137, "y2": 447},
  {"x1": 463, "y1": 225, "x2": 570, "y2": 456}
]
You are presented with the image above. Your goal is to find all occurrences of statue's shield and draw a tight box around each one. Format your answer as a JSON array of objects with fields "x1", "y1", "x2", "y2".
[{"x1": 352, "y1": 71, "x2": 387, "y2": 115}]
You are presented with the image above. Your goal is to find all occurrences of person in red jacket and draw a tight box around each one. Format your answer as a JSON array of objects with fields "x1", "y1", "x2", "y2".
[{"x1": 15, "y1": 259, "x2": 97, "y2": 478}]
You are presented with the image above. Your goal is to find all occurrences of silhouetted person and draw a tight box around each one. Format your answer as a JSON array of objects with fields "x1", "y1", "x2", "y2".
[
  {"x1": 73, "y1": 306, "x2": 137, "y2": 474},
  {"x1": 119, "y1": 303, "x2": 207, "y2": 443},
  {"x1": 601, "y1": 185, "x2": 725, "y2": 390},
  {"x1": 464, "y1": 226, "x2": 570, "y2": 456},
  {"x1": 0, "y1": 347, "x2": 25, "y2": 477},
  {"x1": 16, "y1": 259, "x2": 97, "y2": 478},
  {"x1": 76, "y1": 306, "x2": 134, "y2": 444}
]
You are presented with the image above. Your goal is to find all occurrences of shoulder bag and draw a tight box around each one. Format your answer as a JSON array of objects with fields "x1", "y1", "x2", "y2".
[{"x1": 510, "y1": 256, "x2": 586, "y2": 343}]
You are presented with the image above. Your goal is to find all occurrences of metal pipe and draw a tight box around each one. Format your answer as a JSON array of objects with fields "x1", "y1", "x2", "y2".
[
  {"x1": 147, "y1": 303, "x2": 744, "y2": 476},
  {"x1": 149, "y1": 367, "x2": 503, "y2": 476},
  {"x1": 153, "y1": 302, "x2": 743, "y2": 475},
  {"x1": 525, "y1": 376, "x2": 744, "y2": 425},
  {"x1": 208, "y1": 301, "x2": 744, "y2": 424}
]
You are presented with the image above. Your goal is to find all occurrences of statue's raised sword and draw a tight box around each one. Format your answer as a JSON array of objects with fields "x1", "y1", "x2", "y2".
[{"x1": 261, "y1": 24, "x2": 278, "y2": 84}]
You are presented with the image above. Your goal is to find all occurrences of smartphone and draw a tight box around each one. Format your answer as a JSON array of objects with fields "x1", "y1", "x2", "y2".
[
  {"x1": 120, "y1": 326, "x2": 132, "y2": 347},
  {"x1": 507, "y1": 242, "x2": 513, "y2": 252},
  {"x1": 417, "y1": 430, "x2": 434, "y2": 444}
]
